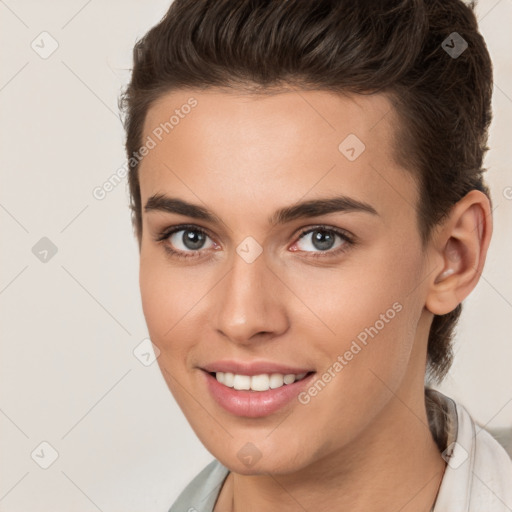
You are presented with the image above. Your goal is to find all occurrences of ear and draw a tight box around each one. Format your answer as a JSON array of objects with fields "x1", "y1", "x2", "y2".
[{"x1": 425, "y1": 190, "x2": 493, "y2": 315}]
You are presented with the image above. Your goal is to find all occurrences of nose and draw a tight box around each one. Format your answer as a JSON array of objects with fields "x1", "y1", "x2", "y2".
[{"x1": 212, "y1": 248, "x2": 289, "y2": 345}]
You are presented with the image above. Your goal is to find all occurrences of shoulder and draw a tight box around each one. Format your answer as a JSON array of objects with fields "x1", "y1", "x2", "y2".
[
  {"x1": 433, "y1": 391, "x2": 512, "y2": 511},
  {"x1": 168, "y1": 458, "x2": 230, "y2": 512}
]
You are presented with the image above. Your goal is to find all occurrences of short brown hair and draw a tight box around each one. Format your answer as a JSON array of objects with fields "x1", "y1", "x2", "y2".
[{"x1": 119, "y1": 0, "x2": 493, "y2": 384}]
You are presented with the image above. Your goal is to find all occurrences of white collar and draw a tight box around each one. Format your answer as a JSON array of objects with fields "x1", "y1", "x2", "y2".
[{"x1": 429, "y1": 390, "x2": 512, "y2": 511}]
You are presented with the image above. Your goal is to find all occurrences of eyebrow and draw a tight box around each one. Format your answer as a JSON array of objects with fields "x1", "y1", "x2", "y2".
[{"x1": 144, "y1": 193, "x2": 378, "y2": 226}]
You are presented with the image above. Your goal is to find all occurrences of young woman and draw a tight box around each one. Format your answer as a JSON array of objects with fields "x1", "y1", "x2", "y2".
[{"x1": 120, "y1": 0, "x2": 512, "y2": 510}]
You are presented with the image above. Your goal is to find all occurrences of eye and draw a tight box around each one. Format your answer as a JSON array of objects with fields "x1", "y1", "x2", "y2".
[
  {"x1": 155, "y1": 223, "x2": 354, "y2": 260},
  {"x1": 291, "y1": 226, "x2": 354, "y2": 257},
  {"x1": 155, "y1": 224, "x2": 218, "y2": 259}
]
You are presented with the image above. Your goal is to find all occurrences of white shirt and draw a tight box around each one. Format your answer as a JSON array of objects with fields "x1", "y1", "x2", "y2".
[
  {"x1": 433, "y1": 392, "x2": 512, "y2": 510},
  {"x1": 169, "y1": 390, "x2": 512, "y2": 511}
]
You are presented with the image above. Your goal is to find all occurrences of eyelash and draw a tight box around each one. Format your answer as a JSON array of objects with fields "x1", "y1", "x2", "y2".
[{"x1": 154, "y1": 223, "x2": 355, "y2": 260}]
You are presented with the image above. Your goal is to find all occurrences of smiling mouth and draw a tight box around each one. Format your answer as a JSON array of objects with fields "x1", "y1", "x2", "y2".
[{"x1": 207, "y1": 370, "x2": 315, "y2": 392}]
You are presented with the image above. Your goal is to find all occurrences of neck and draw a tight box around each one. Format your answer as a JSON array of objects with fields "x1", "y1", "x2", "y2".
[{"x1": 224, "y1": 403, "x2": 445, "y2": 512}]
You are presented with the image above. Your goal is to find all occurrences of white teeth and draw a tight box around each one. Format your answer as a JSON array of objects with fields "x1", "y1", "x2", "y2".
[
  {"x1": 214, "y1": 371, "x2": 309, "y2": 391},
  {"x1": 269, "y1": 373, "x2": 284, "y2": 389},
  {"x1": 283, "y1": 374, "x2": 296, "y2": 385},
  {"x1": 233, "y1": 374, "x2": 251, "y2": 390},
  {"x1": 250, "y1": 374, "x2": 270, "y2": 391},
  {"x1": 223, "y1": 372, "x2": 235, "y2": 387}
]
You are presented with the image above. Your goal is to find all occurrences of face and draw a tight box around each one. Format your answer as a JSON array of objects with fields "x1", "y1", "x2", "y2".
[{"x1": 138, "y1": 88, "x2": 433, "y2": 475}]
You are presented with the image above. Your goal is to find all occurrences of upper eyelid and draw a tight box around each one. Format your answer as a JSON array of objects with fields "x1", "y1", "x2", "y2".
[
  {"x1": 296, "y1": 225, "x2": 353, "y2": 240},
  {"x1": 157, "y1": 223, "x2": 211, "y2": 240}
]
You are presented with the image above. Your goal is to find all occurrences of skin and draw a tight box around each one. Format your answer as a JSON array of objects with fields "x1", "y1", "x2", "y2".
[{"x1": 137, "y1": 88, "x2": 492, "y2": 512}]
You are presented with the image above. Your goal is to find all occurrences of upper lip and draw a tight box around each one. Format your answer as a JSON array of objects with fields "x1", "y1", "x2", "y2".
[{"x1": 201, "y1": 360, "x2": 314, "y2": 376}]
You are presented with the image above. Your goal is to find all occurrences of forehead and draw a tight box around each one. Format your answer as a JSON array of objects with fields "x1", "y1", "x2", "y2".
[{"x1": 139, "y1": 88, "x2": 418, "y2": 228}]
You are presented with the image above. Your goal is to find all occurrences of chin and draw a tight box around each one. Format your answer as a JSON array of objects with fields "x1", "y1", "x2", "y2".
[{"x1": 214, "y1": 447, "x2": 311, "y2": 476}]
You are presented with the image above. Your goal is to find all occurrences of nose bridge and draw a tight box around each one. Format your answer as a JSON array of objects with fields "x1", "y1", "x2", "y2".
[{"x1": 212, "y1": 245, "x2": 287, "y2": 343}]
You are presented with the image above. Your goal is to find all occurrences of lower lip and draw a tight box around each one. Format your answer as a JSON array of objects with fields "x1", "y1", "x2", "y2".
[{"x1": 202, "y1": 370, "x2": 315, "y2": 418}]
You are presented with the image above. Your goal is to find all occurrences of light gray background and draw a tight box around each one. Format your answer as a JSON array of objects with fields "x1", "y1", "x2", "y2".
[{"x1": 0, "y1": 1, "x2": 511, "y2": 510}]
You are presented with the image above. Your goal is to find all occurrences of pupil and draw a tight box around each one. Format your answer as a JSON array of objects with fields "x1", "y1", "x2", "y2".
[
  {"x1": 183, "y1": 230, "x2": 205, "y2": 250},
  {"x1": 312, "y1": 230, "x2": 334, "y2": 251}
]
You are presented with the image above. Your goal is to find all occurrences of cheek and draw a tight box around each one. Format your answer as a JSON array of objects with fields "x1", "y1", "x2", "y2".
[
  {"x1": 296, "y1": 243, "x2": 424, "y2": 374},
  {"x1": 139, "y1": 247, "x2": 198, "y2": 337},
  {"x1": 139, "y1": 261, "x2": 169, "y2": 341},
  {"x1": 139, "y1": 248, "x2": 216, "y2": 380},
  {"x1": 139, "y1": 250, "x2": 189, "y2": 362},
  {"x1": 139, "y1": 256, "x2": 197, "y2": 404},
  {"x1": 290, "y1": 253, "x2": 424, "y2": 442}
]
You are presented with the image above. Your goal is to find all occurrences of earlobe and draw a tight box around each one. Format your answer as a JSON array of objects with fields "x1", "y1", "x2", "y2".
[{"x1": 425, "y1": 190, "x2": 492, "y2": 316}]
